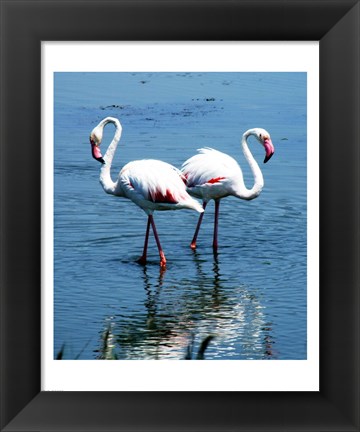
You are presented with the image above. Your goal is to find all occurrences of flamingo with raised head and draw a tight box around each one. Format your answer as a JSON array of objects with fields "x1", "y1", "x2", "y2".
[
  {"x1": 181, "y1": 128, "x2": 275, "y2": 251},
  {"x1": 90, "y1": 117, "x2": 204, "y2": 268}
]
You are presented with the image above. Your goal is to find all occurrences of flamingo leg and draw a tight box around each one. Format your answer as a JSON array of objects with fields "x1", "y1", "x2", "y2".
[
  {"x1": 149, "y1": 215, "x2": 167, "y2": 268},
  {"x1": 213, "y1": 199, "x2": 220, "y2": 251},
  {"x1": 190, "y1": 201, "x2": 208, "y2": 250},
  {"x1": 137, "y1": 215, "x2": 151, "y2": 265}
]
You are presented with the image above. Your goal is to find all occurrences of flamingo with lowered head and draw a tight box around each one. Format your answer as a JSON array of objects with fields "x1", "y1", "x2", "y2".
[
  {"x1": 181, "y1": 128, "x2": 275, "y2": 251},
  {"x1": 90, "y1": 117, "x2": 204, "y2": 268}
]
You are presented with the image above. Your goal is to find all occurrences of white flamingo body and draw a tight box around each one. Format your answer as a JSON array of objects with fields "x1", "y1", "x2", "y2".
[
  {"x1": 181, "y1": 128, "x2": 275, "y2": 250},
  {"x1": 90, "y1": 117, "x2": 203, "y2": 267},
  {"x1": 182, "y1": 147, "x2": 247, "y2": 202},
  {"x1": 114, "y1": 159, "x2": 202, "y2": 214}
]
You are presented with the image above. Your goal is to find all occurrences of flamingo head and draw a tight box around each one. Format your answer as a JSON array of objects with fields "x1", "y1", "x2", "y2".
[
  {"x1": 247, "y1": 128, "x2": 275, "y2": 163},
  {"x1": 89, "y1": 126, "x2": 105, "y2": 164},
  {"x1": 257, "y1": 128, "x2": 274, "y2": 163}
]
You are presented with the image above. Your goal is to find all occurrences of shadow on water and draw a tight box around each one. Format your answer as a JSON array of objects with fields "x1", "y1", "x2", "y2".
[{"x1": 94, "y1": 252, "x2": 278, "y2": 360}]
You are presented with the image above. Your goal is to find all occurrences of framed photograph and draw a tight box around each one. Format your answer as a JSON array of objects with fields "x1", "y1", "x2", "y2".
[
  {"x1": 43, "y1": 42, "x2": 318, "y2": 393},
  {"x1": 1, "y1": 1, "x2": 359, "y2": 431}
]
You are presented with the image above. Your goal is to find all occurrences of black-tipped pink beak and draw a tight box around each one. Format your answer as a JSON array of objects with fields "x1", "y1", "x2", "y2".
[
  {"x1": 90, "y1": 139, "x2": 105, "y2": 164},
  {"x1": 263, "y1": 138, "x2": 275, "y2": 163}
]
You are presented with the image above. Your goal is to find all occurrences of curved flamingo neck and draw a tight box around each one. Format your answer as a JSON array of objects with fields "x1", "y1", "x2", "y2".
[
  {"x1": 99, "y1": 117, "x2": 122, "y2": 195},
  {"x1": 235, "y1": 130, "x2": 264, "y2": 200}
]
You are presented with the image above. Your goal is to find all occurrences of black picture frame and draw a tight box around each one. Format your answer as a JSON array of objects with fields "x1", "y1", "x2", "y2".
[{"x1": 1, "y1": 1, "x2": 359, "y2": 431}]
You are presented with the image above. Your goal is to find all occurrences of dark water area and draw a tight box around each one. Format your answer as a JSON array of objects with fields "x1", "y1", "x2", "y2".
[{"x1": 54, "y1": 72, "x2": 307, "y2": 360}]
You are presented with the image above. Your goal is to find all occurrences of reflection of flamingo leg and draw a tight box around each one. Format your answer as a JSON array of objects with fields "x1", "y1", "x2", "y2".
[
  {"x1": 137, "y1": 216, "x2": 151, "y2": 265},
  {"x1": 190, "y1": 201, "x2": 208, "y2": 250},
  {"x1": 213, "y1": 199, "x2": 220, "y2": 251},
  {"x1": 149, "y1": 215, "x2": 166, "y2": 268}
]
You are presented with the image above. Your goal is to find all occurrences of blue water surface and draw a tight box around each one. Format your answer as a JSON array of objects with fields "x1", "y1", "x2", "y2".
[{"x1": 54, "y1": 72, "x2": 307, "y2": 360}]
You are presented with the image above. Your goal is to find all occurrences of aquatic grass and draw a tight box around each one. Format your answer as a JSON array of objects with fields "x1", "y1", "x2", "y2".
[
  {"x1": 56, "y1": 337, "x2": 93, "y2": 360},
  {"x1": 56, "y1": 343, "x2": 65, "y2": 360},
  {"x1": 185, "y1": 334, "x2": 215, "y2": 360},
  {"x1": 96, "y1": 325, "x2": 118, "y2": 360}
]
